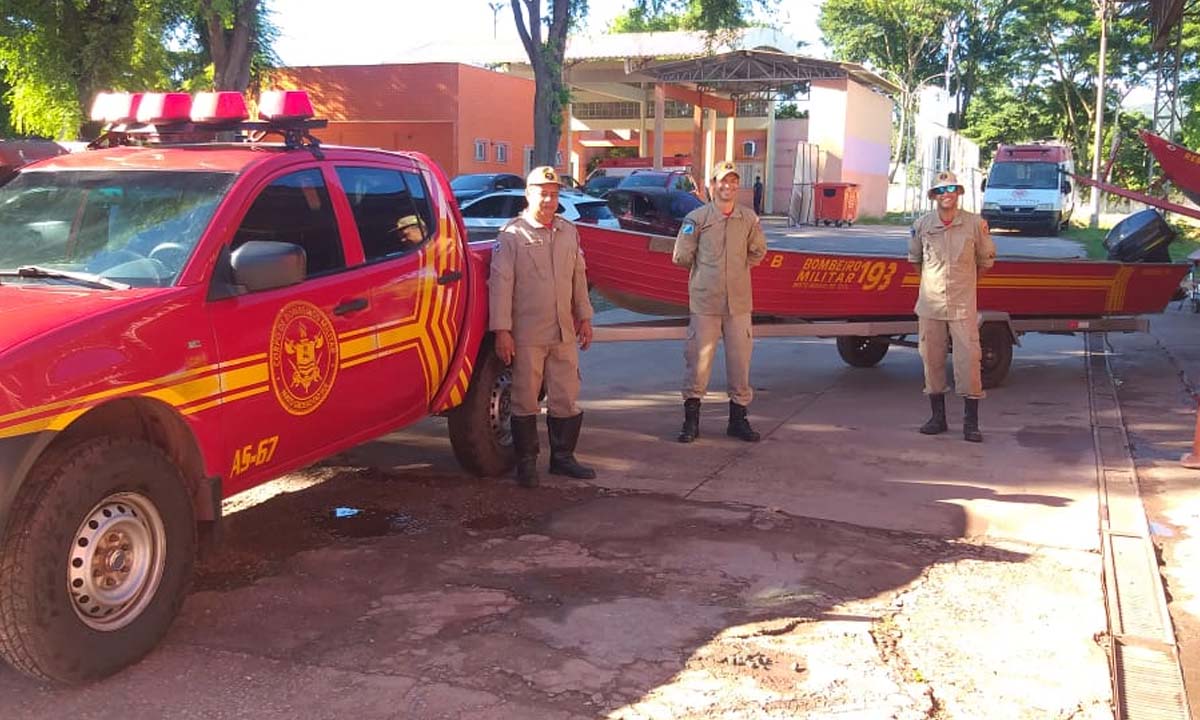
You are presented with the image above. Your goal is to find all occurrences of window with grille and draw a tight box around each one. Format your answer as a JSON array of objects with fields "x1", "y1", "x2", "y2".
[{"x1": 473, "y1": 139, "x2": 487, "y2": 162}]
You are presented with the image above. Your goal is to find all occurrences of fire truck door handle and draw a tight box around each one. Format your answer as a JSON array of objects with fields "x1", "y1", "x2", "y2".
[
  {"x1": 333, "y1": 297, "x2": 368, "y2": 316},
  {"x1": 437, "y1": 270, "x2": 462, "y2": 285}
]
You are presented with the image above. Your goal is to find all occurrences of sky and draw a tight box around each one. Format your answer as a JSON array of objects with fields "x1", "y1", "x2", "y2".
[{"x1": 271, "y1": 0, "x2": 829, "y2": 67}]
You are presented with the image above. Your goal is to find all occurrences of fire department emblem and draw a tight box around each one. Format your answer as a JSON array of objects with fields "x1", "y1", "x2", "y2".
[{"x1": 269, "y1": 301, "x2": 339, "y2": 416}]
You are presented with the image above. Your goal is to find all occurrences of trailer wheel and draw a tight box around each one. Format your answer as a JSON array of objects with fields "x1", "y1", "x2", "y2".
[
  {"x1": 979, "y1": 322, "x2": 1013, "y2": 389},
  {"x1": 447, "y1": 342, "x2": 516, "y2": 477},
  {"x1": 836, "y1": 335, "x2": 890, "y2": 367},
  {"x1": 0, "y1": 437, "x2": 195, "y2": 684}
]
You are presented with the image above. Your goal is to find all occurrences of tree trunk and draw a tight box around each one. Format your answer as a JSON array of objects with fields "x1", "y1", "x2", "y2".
[
  {"x1": 203, "y1": 0, "x2": 259, "y2": 92},
  {"x1": 533, "y1": 72, "x2": 562, "y2": 166},
  {"x1": 512, "y1": 0, "x2": 570, "y2": 169}
]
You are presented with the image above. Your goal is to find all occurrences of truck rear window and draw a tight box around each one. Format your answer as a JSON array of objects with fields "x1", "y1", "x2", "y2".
[{"x1": 0, "y1": 169, "x2": 234, "y2": 287}]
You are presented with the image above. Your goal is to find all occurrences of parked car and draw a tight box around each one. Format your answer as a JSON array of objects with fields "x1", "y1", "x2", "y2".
[
  {"x1": 616, "y1": 169, "x2": 699, "y2": 196},
  {"x1": 583, "y1": 174, "x2": 622, "y2": 198},
  {"x1": 458, "y1": 188, "x2": 620, "y2": 240},
  {"x1": 449, "y1": 172, "x2": 525, "y2": 203},
  {"x1": 606, "y1": 187, "x2": 705, "y2": 236}
]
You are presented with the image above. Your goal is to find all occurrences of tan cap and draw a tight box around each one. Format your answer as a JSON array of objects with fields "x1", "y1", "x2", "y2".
[
  {"x1": 928, "y1": 170, "x2": 962, "y2": 196},
  {"x1": 526, "y1": 165, "x2": 559, "y2": 186},
  {"x1": 712, "y1": 160, "x2": 739, "y2": 182},
  {"x1": 396, "y1": 214, "x2": 423, "y2": 230}
]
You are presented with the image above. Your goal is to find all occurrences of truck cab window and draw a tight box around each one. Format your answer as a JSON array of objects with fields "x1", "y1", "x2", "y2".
[
  {"x1": 232, "y1": 169, "x2": 343, "y2": 277},
  {"x1": 336, "y1": 166, "x2": 432, "y2": 260}
]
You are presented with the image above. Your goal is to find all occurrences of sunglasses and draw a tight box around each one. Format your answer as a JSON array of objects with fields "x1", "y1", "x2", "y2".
[{"x1": 931, "y1": 185, "x2": 962, "y2": 196}]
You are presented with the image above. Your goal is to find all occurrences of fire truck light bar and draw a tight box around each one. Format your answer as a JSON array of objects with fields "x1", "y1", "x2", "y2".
[
  {"x1": 257, "y1": 90, "x2": 314, "y2": 122},
  {"x1": 191, "y1": 92, "x2": 250, "y2": 123},
  {"x1": 90, "y1": 92, "x2": 143, "y2": 124},
  {"x1": 136, "y1": 92, "x2": 193, "y2": 124}
]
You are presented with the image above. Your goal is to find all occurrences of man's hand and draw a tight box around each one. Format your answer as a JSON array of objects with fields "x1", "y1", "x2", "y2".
[
  {"x1": 576, "y1": 319, "x2": 593, "y2": 351},
  {"x1": 494, "y1": 330, "x2": 515, "y2": 365}
]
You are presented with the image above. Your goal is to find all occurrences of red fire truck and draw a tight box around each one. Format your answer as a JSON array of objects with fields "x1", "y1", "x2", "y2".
[{"x1": 0, "y1": 90, "x2": 514, "y2": 683}]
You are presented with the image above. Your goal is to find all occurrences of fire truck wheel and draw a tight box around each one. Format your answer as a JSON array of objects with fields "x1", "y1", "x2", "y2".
[
  {"x1": 979, "y1": 323, "x2": 1013, "y2": 389},
  {"x1": 447, "y1": 344, "x2": 517, "y2": 477},
  {"x1": 835, "y1": 335, "x2": 890, "y2": 367},
  {"x1": 0, "y1": 437, "x2": 195, "y2": 684}
]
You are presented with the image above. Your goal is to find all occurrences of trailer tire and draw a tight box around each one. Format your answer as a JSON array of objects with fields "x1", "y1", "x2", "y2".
[
  {"x1": 0, "y1": 437, "x2": 195, "y2": 684},
  {"x1": 836, "y1": 335, "x2": 890, "y2": 367},
  {"x1": 979, "y1": 322, "x2": 1013, "y2": 389},
  {"x1": 447, "y1": 342, "x2": 516, "y2": 477}
]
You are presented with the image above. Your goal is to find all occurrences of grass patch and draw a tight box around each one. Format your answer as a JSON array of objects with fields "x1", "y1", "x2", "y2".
[{"x1": 856, "y1": 212, "x2": 915, "y2": 226}]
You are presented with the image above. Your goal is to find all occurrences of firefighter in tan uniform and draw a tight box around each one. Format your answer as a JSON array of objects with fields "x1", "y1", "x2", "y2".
[
  {"x1": 489, "y1": 166, "x2": 596, "y2": 487},
  {"x1": 672, "y1": 161, "x2": 769, "y2": 443},
  {"x1": 909, "y1": 170, "x2": 997, "y2": 442}
]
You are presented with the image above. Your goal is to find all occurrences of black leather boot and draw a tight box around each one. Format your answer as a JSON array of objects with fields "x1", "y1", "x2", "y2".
[
  {"x1": 726, "y1": 401, "x2": 761, "y2": 442},
  {"x1": 963, "y1": 398, "x2": 983, "y2": 443},
  {"x1": 510, "y1": 414, "x2": 539, "y2": 487},
  {"x1": 920, "y1": 393, "x2": 948, "y2": 435},
  {"x1": 547, "y1": 413, "x2": 597, "y2": 479},
  {"x1": 678, "y1": 398, "x2": 700, "y2": 443}
]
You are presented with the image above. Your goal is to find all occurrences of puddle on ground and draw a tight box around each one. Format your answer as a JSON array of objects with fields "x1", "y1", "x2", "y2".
[
  {"x1": 461, "y1": 512, "x2": 529, "y2": 531},
  {"x1": 317, "y1": 506, "x2": 423, "y2": 538}
]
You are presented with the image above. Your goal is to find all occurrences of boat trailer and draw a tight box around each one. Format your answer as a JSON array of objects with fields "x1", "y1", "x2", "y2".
[{"x1": 592, "y1": 311, "x2": 1150, "y2": 389}]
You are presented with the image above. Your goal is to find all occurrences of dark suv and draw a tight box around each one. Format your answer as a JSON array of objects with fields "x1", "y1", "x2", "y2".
[
  {"x1": 606, "y1": 187, "x2": 704, "y2": 237},
  {"x1": 616, "y1": 169, "x2": 698, "y2": 195},
  {"x1": 450, "y1": 172, "x2": 525, "y2": 203}
]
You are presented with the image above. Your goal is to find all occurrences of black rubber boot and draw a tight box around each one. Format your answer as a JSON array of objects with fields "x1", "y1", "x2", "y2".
[
  {"x1": 678, "y1": 398, "x2": 701, "y2": 443},
  {"x1": 510, "y1": 414, "x2": 540, "y2": 487},
  {"x1": 963, "y1": 398, "x2": 983, "y2": 443},
  {"x1": 547, "y1": 413, "x2": 597, "y2": 479},
  {"x1": 920, "y1": 393, "x2": 948, "y2": 435},
  {"x1": 726, "y1": 401, "x2": 761, "y2": 442}
]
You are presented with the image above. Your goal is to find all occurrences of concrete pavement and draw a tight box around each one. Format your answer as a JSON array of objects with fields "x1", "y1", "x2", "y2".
[{"x1": 0, "y1": 306, "x2": 1128, "y2": 719}]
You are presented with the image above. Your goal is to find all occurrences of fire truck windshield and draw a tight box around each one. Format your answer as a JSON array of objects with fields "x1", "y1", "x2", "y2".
[
  {"x1": 986, "y1": 161, "x2": 1060, "y2": 190},
  {"x1": 0, "y1": 169, "x2": 233, "y2": 288}
]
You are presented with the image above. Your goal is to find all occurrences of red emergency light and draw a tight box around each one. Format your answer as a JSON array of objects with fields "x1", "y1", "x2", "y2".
[
  {"x1": 136, "y1": 92, "x2": 193, "y2": 124},
  {"x1": 257, "y1": 90, "x2": 314, "y2": 121},
  {"x1": 89, "y1": 92, "x2": 143, "y2": 124},
  {"x1": 191, "y1": 91, "x2": 249, "y2": 123}
]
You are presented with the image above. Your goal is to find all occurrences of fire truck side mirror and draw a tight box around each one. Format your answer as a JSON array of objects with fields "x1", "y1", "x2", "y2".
[{"x1": 230, "y1": 240, "x2": 307, "y2": 292}]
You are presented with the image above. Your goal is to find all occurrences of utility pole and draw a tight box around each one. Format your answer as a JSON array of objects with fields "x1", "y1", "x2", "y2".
[
  {"x1": 488, "y1": 1, "x2": 505, "y2": 39},
  {"x1": 1088, "y1": 0, "x2": 1109, "y2": 228}
]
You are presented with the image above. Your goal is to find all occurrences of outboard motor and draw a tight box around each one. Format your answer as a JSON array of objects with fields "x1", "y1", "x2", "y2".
[{"x1": 1104, "y1": 209, "x2": 1176, "y2": 262}]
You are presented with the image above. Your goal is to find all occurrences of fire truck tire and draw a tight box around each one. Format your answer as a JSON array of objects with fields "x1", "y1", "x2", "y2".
[
  {"x1": 979, "y1": 322, "x2": 1013, "y2": 389},
  {"x1": 835, "y1": 335, "x2": 890, "y2": 367},
  {"x1": 447, "y1": 346, "x2": 516, "y2": 477},
  {"x1": 0, "y1": 437, "x2": 195, "y2": 684}
]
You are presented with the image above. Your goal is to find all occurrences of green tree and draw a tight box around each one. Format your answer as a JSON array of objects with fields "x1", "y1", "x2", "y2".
[
  {"x1": 820, "y1": 0, "x2": 952, "y2": 179},
  {"x1": 0, "y1": 0, "x2": 278, "y2": 139},
  {"x1": 511, "y1": 0, "x2": 770, "y2": 167}
]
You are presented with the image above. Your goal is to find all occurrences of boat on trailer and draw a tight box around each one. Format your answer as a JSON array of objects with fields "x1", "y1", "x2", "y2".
[{"x1": 577, "y1": 224, "x2": 1187, "y2": 388}]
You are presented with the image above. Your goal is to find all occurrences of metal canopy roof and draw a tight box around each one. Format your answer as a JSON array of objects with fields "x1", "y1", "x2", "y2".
[{"x1": 636, "y1": 50, "x2": 900, "y2": 98}]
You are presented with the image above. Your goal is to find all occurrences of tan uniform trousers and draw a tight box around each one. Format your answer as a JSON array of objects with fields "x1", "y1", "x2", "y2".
[
  {"x1": 511, "y1": 342, "x2": 582, "y2": 418},
  {"x1": 682, "y1": 313, "x2": 754, "y2": 406},
  {"x1": 918, "y1": 316, "x2": 985, "y2": 399}
]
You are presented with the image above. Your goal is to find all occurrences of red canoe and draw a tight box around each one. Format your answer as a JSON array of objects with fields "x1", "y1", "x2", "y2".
[
  {"x1": 1141, "y1": 130, "x2": 1200, "y2": 207},
  {"x1": 578, "y1": 225, "x2": 1187, "y2": 319}
]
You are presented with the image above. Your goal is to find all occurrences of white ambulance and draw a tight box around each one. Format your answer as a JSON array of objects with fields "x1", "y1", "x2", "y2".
[{"x1": 981, "y1": 143, "x2": 1076, "y2": 236}]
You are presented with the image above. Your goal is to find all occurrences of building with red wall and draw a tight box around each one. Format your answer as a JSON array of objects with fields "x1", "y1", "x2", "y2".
[{"x1": 270, "y1": 63, "x2": 535, "y2": 180}]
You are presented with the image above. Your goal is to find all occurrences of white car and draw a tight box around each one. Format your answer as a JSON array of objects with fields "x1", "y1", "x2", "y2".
[{"x1": 458, "y1": 189, "x2": 619, "y2": 241}]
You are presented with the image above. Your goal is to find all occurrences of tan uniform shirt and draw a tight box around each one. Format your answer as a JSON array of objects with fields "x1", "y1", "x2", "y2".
[
  {"x1": 908, "y1": 209, "x2": 996, "y2": 320},
  {"x1": 489, "y1": 213, "x2": 594, "y2": 345},
  {"x1": 672, "y1": 203, "x2": 768, "y2": 315}
]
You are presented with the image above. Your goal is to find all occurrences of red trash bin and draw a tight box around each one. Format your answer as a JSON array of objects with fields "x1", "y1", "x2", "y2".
[{"x1": 814, "y1": 182, "x2": 859, "y2": 227}]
